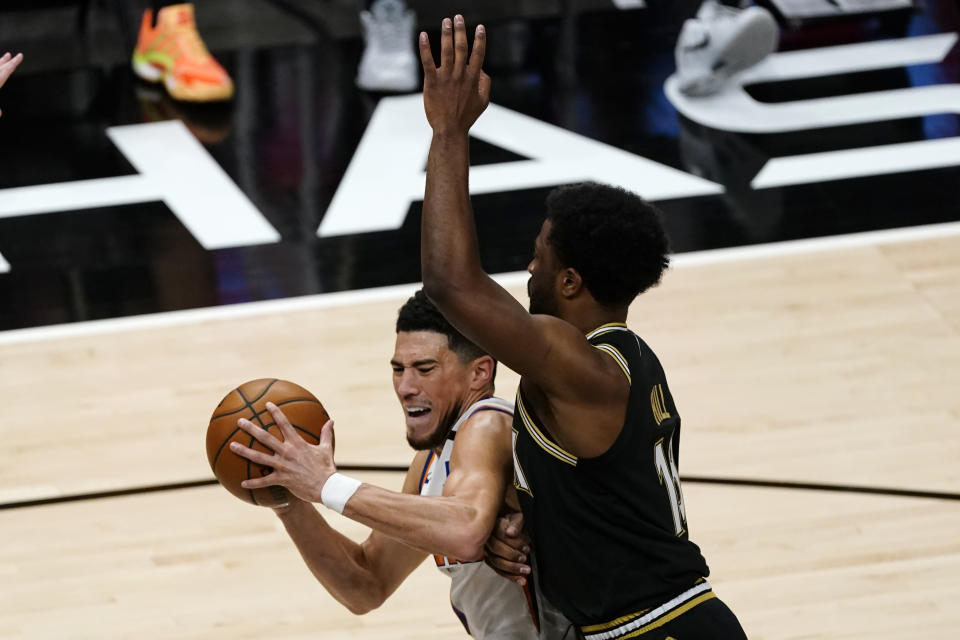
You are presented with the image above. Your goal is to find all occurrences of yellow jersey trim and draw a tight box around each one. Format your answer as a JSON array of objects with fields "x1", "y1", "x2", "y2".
[
  {"x1": 617, "y1": 593, "x2": 715, "y2": 639},
  {"x1": 581, "y1": 609, "x2": 648, "y2": 633},
  {"x1": 516, "y1": 393, "x2": 578, "y2": 466},
  {"x1": 585, "y1": 322, "x2": 629, "y2": 340},
  {"x1": 594, "y1": 344, "x2": 631, "y2": 384},
  {"x1": 581, "y1": 581, "x2": 713, "y2": 639}
]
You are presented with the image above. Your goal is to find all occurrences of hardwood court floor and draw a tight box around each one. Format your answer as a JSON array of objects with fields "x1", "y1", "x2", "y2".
[{"x1": 1, "y1": 230, "x2": 959, "y2": 638}]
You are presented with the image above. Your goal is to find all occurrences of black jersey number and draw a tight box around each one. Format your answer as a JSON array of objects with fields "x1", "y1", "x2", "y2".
[{"x1": 654, "y1": 435, "x2": 688, "y2": 536}]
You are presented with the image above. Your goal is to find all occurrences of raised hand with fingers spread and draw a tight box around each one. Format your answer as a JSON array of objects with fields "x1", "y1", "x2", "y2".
[
  {"x1": 0, "y1": 52, "x2": 24, "y2": 118},
  {"x1": 419, "y1": 15, "x2": 490, "y2": 136}
]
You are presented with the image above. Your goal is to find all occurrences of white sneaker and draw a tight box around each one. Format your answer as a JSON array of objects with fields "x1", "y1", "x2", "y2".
[
  {"x1": 356, "y1": 0, "x2": 419, "y2": 92},
  {"x1": 675, "y1": 1, "x2": 779, "y2": 97}
]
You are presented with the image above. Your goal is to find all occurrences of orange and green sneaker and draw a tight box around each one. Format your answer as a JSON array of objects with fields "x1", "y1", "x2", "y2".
[{"x1": 131, "y1": 3, "x2": 233, "y2": 103}]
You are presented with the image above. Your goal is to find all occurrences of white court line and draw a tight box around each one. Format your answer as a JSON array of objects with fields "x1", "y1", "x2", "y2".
[
  {"x1": 1, "y1": 220, "x2": 959, "y2": 346},
  {"x1": 670, "y1": 220, "x2": 960, "y2": 267}
]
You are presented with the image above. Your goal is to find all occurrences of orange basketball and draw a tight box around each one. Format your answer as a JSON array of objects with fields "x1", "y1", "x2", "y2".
[{"x1": 206, "y1": 378, "x2": 330, "y2": 507}]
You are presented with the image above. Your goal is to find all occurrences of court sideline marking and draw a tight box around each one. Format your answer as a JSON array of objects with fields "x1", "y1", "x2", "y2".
[{"x1": 2, "y1": 471, "x2": 958, "y2": 511}]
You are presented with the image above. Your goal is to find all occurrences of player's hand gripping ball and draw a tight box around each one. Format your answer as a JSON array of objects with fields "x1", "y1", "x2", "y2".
[{"x1": 206, "y1": 378, "x2": 330, "y2": 507}]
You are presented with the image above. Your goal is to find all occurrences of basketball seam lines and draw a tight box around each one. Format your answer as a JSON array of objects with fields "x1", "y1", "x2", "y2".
[
  {"x1": 209, "y1": 396, "x2": 319, "y2": 469},
  {"x1": 237, "y1": 383, "x2": 271, "y2": 506},
  {"x1": 213, "y1": 381, "x2": 324, "y2": 508},
  {"x1": 211, "y1": 395, "x2": 320, "y2": 419}
]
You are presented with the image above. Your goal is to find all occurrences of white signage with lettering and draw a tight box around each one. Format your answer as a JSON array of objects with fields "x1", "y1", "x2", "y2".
[
  {"x1": 317, "y1": 95, "x2": 724, "y2": 237},
  {"x1": 0, "y1": 120, "x2": 280, "y2": 272}
]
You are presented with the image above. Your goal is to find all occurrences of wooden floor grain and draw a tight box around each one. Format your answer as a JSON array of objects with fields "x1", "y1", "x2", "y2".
[{"x1": 2, "y1": 234, "x2": 958, "y2": 638}]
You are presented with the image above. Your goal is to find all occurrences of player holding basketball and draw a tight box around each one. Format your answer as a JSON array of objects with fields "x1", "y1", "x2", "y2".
[
  {"x1": 230, "y1": 290, "x2": 570, "y2": 638},
  {"x1": 415, "y1": 15, "x2": 747, "y2": 640}
]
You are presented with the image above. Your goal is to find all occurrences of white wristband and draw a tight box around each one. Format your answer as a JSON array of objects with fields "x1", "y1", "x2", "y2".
[{"x1": 320, "y1": 473, "x2": 362, "y2": 514}]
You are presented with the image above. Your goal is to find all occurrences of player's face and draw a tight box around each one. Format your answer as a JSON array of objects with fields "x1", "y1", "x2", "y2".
[
  {"x1": 527, "y1": 219, "x2": 561, "y2": 316},
  {"x1": 391, "y1": 330, "x2": 471, "y2": 451}
]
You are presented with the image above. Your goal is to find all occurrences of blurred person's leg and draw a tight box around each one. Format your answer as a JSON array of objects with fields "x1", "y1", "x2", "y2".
[
  {"x1": 356, "y1": 0, "x2": 418, "y2": 92},
  {"x1": 674, "y1": 0, "x2": 779, "y2": 96},
  {"x1": 132, "y1": 3, "x2": 234, "y2": 102}
]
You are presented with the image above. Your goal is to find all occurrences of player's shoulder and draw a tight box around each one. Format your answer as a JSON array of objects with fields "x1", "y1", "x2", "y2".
[
  {"x1": 452, "y1": 400, "x2": 515, "y2": 468},
  {"x1": 586, "y1": 322, "x2": 638, "y2": 346},
  {"x1": 458, "y1": 398, "x2": 514, "y2": 437},
  {"x1": 532, "y1": 312, "x2": 592, "y2": 344}
]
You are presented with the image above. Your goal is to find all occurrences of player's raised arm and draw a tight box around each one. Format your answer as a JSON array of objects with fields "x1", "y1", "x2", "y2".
[{"x1": 418, "y1": 17, "x2": 607, "y2": 399}]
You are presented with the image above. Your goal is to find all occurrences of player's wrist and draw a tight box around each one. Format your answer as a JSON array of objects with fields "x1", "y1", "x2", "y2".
[
  {"x1": 320, "y1": 472, "x2": 361, "y2": 514},
  {"x1": 272, "y1": 494, "x2": 305, "y2": 516},
  {"x1": 430, "y1": 128, "x2": 470, "y2": 144}
]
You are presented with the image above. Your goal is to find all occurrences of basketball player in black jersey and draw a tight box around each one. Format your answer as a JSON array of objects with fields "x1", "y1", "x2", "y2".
[{"x1": 417, "y1": 15, "x2": 747, "y2": 640}]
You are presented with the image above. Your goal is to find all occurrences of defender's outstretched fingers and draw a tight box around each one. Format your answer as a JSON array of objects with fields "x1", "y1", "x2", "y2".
[
  {"x1": 453, "y1": 15, "x2": 468, "y2": 74},
  {"x1": 439, "y1": 17, "x2": 453, "y2": 71},
  {"x1": 418, "y1": 32, "x2": 435, "y2": 73},
  {"x1": 468, "y1": 24, "x2": 487, "y2": 73},
  {"x1": 236, "y1": 417, "x2": 283, "y2": 451}
]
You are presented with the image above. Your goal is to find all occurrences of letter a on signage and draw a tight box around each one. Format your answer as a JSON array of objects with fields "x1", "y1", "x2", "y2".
[{"x1": 318, "y1": 95, "x2": 723, "y2": 237}]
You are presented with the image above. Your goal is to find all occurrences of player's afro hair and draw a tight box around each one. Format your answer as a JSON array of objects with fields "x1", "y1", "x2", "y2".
[
  {"x1": 396, "y1": 289, "x2": 489, "y2": 365},
  {"x1": 545, "y1": 182, "x2": 671, "y2": 307}
]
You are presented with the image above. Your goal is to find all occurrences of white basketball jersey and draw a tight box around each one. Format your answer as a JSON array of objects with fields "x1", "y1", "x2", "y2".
[{"x1": 419, "y1": 397, "x2": 570, "y2": 639}]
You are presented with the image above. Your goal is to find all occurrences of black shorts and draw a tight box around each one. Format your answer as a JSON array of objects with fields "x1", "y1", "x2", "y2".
[
  {"x1": 642, "y1": 596, "x2": 747, "y2": 640},
  {"x1": 576, "y1": 584, "x2": 747, "y2": 640}
]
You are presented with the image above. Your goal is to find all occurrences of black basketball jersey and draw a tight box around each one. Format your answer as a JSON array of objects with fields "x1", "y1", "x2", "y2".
[{"x1": 512, "y1": 323, "x2": 709, "y2": 627}]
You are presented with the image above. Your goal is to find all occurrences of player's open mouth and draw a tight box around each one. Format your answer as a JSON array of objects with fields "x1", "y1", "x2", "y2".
[{"x1": 406, "y1": 407, "x2": 431, "y2": 417}]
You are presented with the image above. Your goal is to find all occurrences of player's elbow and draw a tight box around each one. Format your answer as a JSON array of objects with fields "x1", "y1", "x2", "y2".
[
  {"x1": 421, "y1": 273, "x2": 454, "y2": 304},
  {"x1": 342, "y1": 587, "x2": 387, "y2": 615},
  {"x1": 422, "y1": 250, "x2": 484, "y2": 295},
  {"x1": 450, "y1": 541, "x2": 484, "y2": 563},
  {"x1": 345, "y1": 600, "x2": 377, "y2": 616},
  {"x1": 450, "y1": 524, "x2": 489, "y2": 563}
]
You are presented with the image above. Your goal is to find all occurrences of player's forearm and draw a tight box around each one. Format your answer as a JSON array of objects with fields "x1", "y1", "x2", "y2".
[
  {"x1": 275, "y1": 500, "x2": 389, "y2": 614},
  {"x1": 421, "y1": 132, "x2": 486, "y2": 301},
  {"x1": 343, "y1": 483, "x2": 490, "y2": 562}
]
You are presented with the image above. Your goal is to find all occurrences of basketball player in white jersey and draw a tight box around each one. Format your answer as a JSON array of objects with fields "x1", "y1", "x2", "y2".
[{"x1": 230, "y1": 290, "x2": 570, "y2": 639}]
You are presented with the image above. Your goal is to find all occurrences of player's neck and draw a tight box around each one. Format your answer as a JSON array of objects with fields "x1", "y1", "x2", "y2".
[
  {"x1": 561, "y1": 305, "x2": 628, "y2": 336},
  {"x1": 460, "y1": 386, "x2": 494, "y2": 413},
  {"x1": 429, "y1": 388, "x2": 496, "y2": 456}
]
